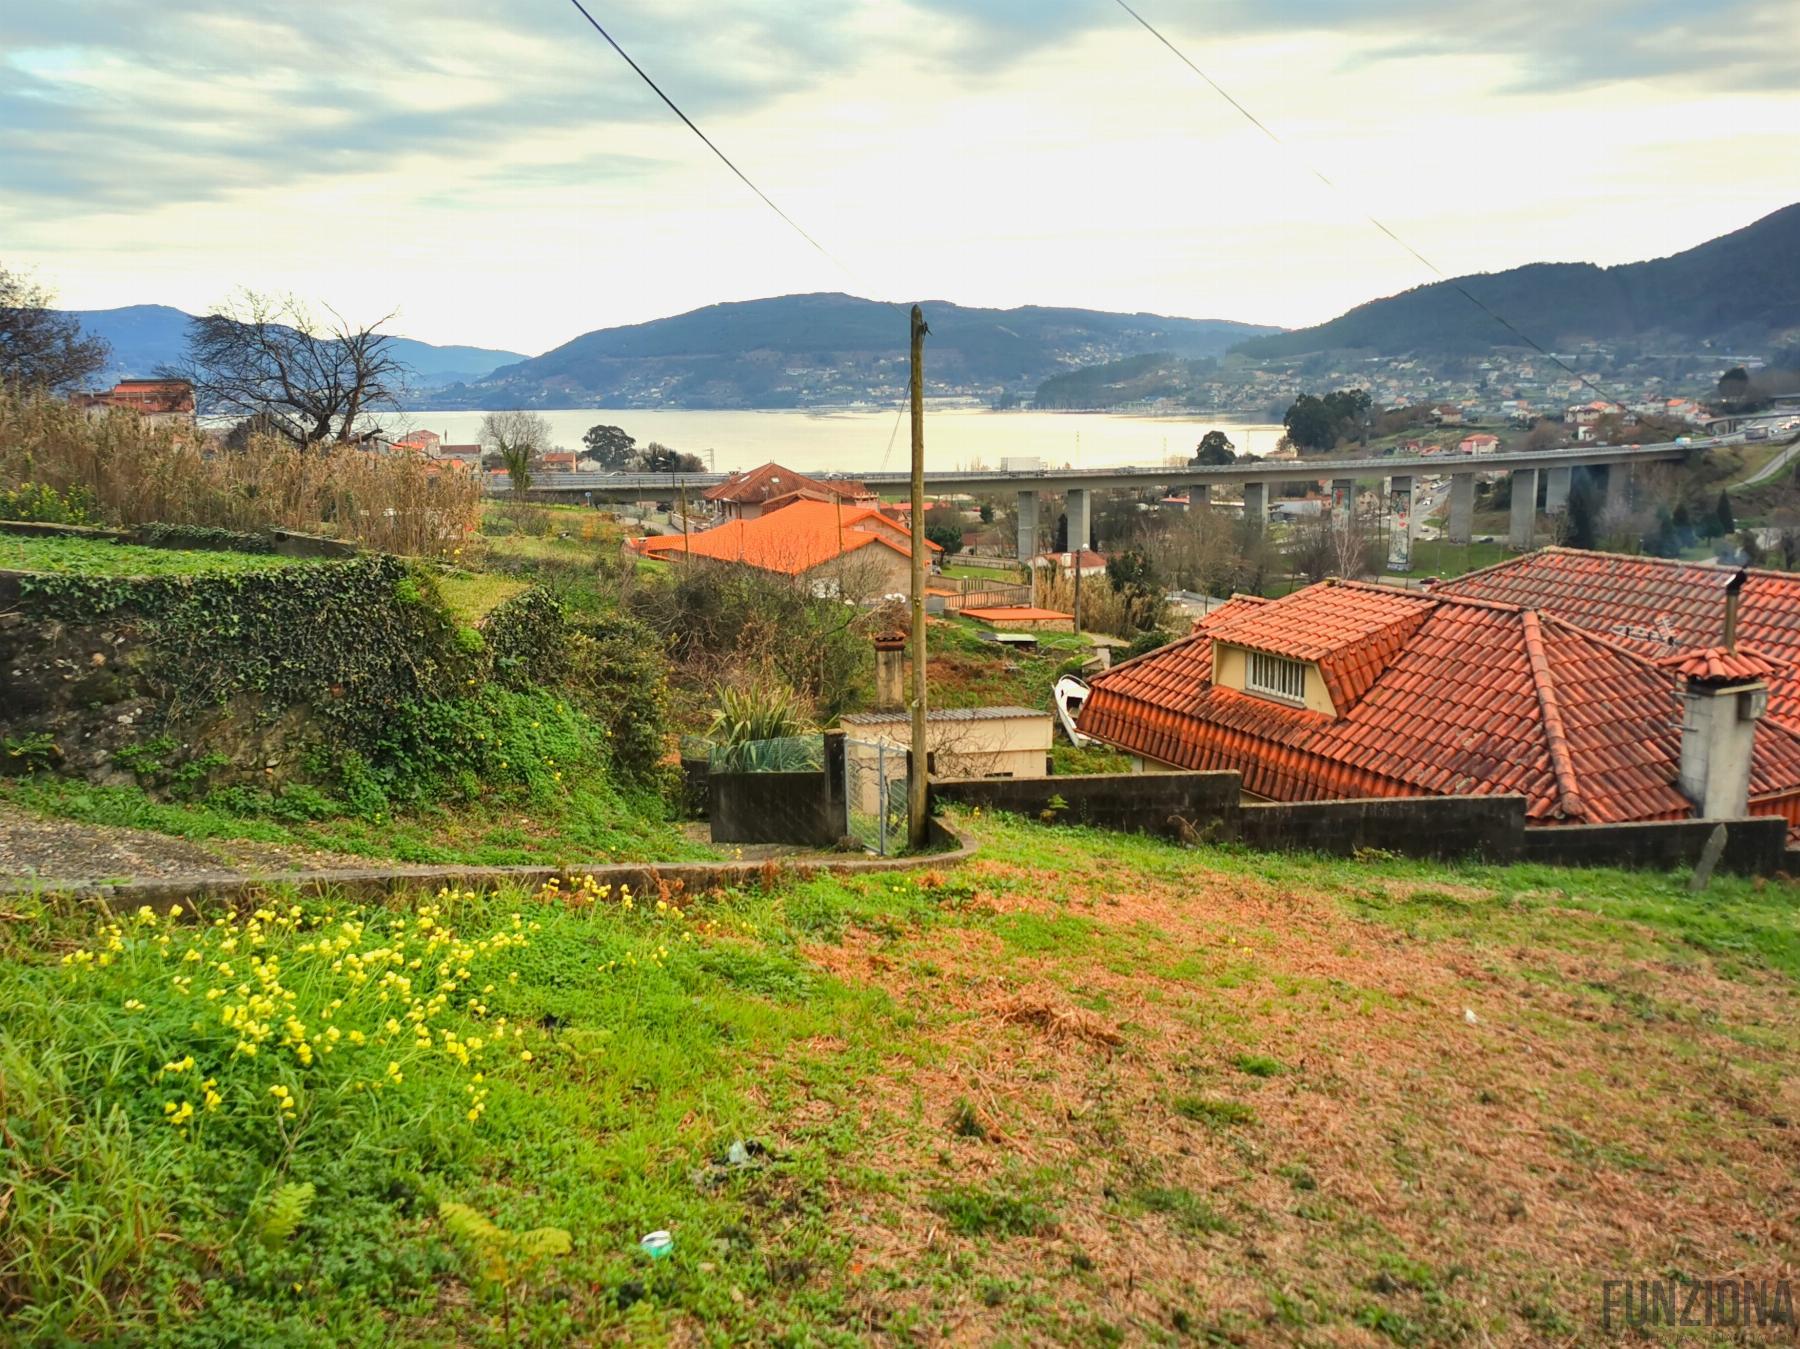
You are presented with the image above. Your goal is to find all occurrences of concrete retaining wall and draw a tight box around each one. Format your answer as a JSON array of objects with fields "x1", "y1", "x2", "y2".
[
  {"x1": 1235, "y1": 795, "x2": 1525, "y2": 861},
  {"x1": 930, "y1": 772, "x2": 1240, "y2": 838},
  {"x1": 932, "y1": 770, "x2": 1790, "y2": 876},
  {"x1": 709, "y1": 770, "x2": 840, "y2": 846},
  {"x1": 1519, "y1": 816, "x2": 1789, "y2": 876}
]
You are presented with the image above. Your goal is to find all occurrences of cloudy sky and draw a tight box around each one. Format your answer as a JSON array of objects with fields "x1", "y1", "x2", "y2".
[{"x1": 5, "y1": 0, "x2": 1796, "y2": 354}]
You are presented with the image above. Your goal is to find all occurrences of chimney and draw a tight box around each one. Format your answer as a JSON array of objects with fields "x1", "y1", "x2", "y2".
[
  {"x1": 1674, "y1": 573, "x2": 1768, "y2": 818},
  {"x1": 873, "y1": 631, "x2": 907, "y2": 711}
]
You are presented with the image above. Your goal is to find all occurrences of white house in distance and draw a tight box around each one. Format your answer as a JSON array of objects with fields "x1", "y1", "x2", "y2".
[
  {"x1": 1029, "y1": 549, "x2": 1108, "y2": 578},
  {"x1": 1458, "y1": 432, "x2": 1500, "y2": 455}
]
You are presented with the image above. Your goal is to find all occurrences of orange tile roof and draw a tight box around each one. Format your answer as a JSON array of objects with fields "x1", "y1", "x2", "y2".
[
  {"x1": 1077, "y1": 576, "x2": 1800, "y2": 825},
  {"x1": 1439, "y1": 547, "x2": 1800, "y2": 730},
  {"x1": 1654, "y1": 646, "x2": 1783, "y2": 683},
  {"x1": 630, "y1": 500, "x2": 935, "y2": 575},
  {"x1": 962, "y1": 606, "x2": 1073, "y2": 623},
  {"x1": 1199, "y1": 582, "x2": 1432, "y2": 712},
  {"x1": 702, "y1": 462, "x2": 873, "y2": 505}
]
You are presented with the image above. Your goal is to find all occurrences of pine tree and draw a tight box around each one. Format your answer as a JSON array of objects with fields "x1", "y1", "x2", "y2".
[{"x1": 1715, "y1": 490, "x2": 1736, "y2": 539}]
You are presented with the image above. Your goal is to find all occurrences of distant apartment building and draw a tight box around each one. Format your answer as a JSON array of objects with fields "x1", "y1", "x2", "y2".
[
  {"x1": 392, "y1": 429, "x2": 442, "y2": 455},
  {"x1": 71, "y1": 378, "x2": 196, "y2": 428}
]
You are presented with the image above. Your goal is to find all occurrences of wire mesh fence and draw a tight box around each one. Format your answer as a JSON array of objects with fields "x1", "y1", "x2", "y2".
[{"x1": 843, "y1": 737, "x2": 909, "y2": 856}]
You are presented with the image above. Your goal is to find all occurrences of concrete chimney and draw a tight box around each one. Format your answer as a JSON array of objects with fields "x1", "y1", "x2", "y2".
[
  {"x1": 1669, "y1": 571, "x2": 1772, "y2": 818},
  {"x1": 1677, "y1": 676, "x2": 1766, "y2": 818},
  {"x1": 873, "y1": 632, "x2": 907, "y2": 711}
]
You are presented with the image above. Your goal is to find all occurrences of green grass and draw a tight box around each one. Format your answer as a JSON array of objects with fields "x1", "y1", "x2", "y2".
[
  {"x1": 0, "y1": 774, "x2": 710, "y2": 869},
  {"x1": 0, "y1": 534, "x2": 310, "y2": 578},
  {"x1": 5, "y1": 810, "x2": 1798, "y2": 1343},
  {"x1": 434, "y1": 572, "x2": 530, "y2": 625},
  {"x1": 1389, "y1": 536, "x2": 1508, "y2": 579}
]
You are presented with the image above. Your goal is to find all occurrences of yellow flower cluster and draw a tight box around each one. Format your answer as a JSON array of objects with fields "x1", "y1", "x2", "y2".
[{"x1": 61, "y1": 889, "x2": 537, "y2": 1142}]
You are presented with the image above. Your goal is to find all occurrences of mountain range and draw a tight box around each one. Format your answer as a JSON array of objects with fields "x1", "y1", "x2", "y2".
[
  {"x1": 65, "y1": 304, "x2": 527, "y2": 392},
  {"x1": 1235, "y1": 202, "x2": 1800, "y2": 360},
  {"x1": 427, "y1": 293, "x2": 1277, "y2": 410}
]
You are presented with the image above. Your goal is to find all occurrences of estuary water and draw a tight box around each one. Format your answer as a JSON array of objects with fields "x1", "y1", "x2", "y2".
[{"x1": 395, "y1": 406, "x2": 1284, "y2": 476}]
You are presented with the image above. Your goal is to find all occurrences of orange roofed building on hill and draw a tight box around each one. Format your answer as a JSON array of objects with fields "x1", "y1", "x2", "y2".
[
  {"x1": 703, "y1": 462, "x2": 878, "y2": 523},
  {"x1": 630, "y1": 498, "x2": 938, "y2": 598},
  {"x1": 71, "y1": 378, "x2": 196, "y2": 427},
  {"x1": 1077, "y1": 550, "x2": 1800, "y2": 838}
]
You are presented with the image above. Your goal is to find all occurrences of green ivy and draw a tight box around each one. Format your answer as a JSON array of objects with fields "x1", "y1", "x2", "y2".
[{"x1": 134, "y1": 523, "x2": 274, "y2": 554}]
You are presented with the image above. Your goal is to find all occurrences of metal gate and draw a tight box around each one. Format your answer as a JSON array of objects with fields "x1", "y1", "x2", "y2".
[{"x1": 843, "y1": 738, "x2": 909, "y2": 856}]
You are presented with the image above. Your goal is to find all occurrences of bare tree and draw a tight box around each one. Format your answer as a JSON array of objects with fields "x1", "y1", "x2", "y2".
[
  {"x1": 479, "y1": 410, "x2": 552, "y2": 495},
  {"x1": 0, "y1": 263, "x2": 110, "y2": 391},
  {"x1": 173, "y1": 290, "x2": 403, "y2": 445}
]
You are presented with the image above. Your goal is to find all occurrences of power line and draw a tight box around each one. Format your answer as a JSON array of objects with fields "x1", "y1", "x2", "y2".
[
  {"x1": 562, "y1": 0, "x2": 840, "y2": 268},
  {"x1": 1109, "y1": 0, "x2": 1630, "y2": 409}
]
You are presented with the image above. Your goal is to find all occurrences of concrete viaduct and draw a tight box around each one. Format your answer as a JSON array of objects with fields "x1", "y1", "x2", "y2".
[{"x1": 525, "y1": 438, "x2": 1711, "y2": 572}]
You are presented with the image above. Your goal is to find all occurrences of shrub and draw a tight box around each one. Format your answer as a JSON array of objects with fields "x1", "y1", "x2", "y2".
[
  {"x1": 628, "y1": 565, "x2": 871, "y2": 720},
  {"x1": 0, "y1": 481, "x2": 96, "y2": 524},
  {"x1": 566, "y1": 614, "x2": 672, "y2": 787}
]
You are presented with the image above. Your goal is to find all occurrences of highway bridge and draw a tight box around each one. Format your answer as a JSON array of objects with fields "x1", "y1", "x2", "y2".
[{"x1": 520, "y1": 436, "x2": 1726, "y2": 572}]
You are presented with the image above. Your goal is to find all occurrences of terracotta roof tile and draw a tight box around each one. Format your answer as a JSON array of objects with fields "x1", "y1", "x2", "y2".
[
  {"x1": 1079, "y1": 579, "x2": 1715, "y2": 824},
  {"x1": 702, "y1": 462, "x2": 873, "y2": 505},
  {"x1": 1200, "y1": 582, "x2": 1432, "y2": 712},
  {"x1": 1654, "y1": 646, "x2": 1783, "y2": 682},
  {"x1": 630, "y1": 500, "x2": 934, "y2": 575}
]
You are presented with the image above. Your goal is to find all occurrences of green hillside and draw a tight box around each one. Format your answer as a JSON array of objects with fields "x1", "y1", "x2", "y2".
[
  {"x1": 1236, "y1": 201, "x2": 1800, "y2": 358},
  {"x1": 446, "y1": 293, "x2": 1276, "y2": 409}
]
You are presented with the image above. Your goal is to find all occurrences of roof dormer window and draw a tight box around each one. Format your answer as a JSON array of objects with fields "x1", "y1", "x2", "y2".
[{"x1": 1246, "y1": 651, "x2": 1307, "y2": 703}]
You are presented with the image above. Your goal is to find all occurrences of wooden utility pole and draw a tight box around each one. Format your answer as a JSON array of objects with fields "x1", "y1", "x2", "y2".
[{"x1": 908, "y1": 305, "x2": 930, "y2": 850}]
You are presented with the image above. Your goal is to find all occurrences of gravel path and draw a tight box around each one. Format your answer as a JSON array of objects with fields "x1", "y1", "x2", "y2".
[{"x1": 0, "y1": 805, "x2": 369, "y2": 886}]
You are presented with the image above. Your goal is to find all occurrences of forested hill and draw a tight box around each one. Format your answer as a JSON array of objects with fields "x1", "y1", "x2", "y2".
[
  {"x1": 431, "y1": 293, "x2": 1277, "y2": 409},
  {"x1": 1235, "y1": 202, "x2": 1800, "y2": 359}
]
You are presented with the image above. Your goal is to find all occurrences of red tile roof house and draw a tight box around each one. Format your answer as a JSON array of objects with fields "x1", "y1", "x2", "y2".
[
  {"x1": 1077, "y1": 550, "x2": 1800, "y2": 838},
  {"x1": 630, "y1": 499, "x2": 939, "y2": 598},
  {"x1": 71, "y1": 378, "x2": 197, "y2": 427},
  {"x1": 703, "y1": 462, "x2": 877, "y2": 522}
]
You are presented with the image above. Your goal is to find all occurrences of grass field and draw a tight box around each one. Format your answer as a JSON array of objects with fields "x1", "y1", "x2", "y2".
[
  {"x1": 0, "y1": 534, "x2": 310, "y2": 578},
  {"x1": 6, "y1": 812, "x2": 1796, "y2": 1344}
]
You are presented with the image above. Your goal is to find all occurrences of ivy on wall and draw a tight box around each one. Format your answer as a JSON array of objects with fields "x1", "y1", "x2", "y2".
[{"x1": 18, "y1": 556, "x2": 474, "y2": 745}]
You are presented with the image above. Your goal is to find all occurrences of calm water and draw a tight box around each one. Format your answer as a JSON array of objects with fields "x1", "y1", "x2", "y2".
[{"x1": 394, "y1": 407, "x2": 1283, "y2": 476}]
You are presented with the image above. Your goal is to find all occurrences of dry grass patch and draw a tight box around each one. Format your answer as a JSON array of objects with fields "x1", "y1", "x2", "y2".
[{"x1": 768, "y1": 822, "x2": 1800, "y2": 1343}]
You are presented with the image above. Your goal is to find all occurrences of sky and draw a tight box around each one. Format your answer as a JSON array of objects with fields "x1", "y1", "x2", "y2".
[{"x1": 4, "y1": 0, "x2": 1797, "y2": 356}]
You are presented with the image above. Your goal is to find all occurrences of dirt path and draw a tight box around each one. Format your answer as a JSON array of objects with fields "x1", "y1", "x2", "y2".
[{"x1": 0, "y1": 804, "x2": 369, "y2": 886}]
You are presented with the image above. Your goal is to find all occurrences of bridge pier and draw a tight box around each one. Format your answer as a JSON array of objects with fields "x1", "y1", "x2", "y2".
[
  {"x1": 1331, "y1": 477, "x2": 1355, "y2": 517},
  {"x1": 1015, "y1": 490, "x2": 1039, "y2": 560},
  {"x1": 1187, "y1": 484, "x2": 1210, "y2": 510},
  {"x1": 1065, "y1": 488, "x2": 1091, "y2": 553},
  {"x1": 1509, "y1": 468, "x2": 1539, "y2": 550},
  {"x1": 1605, "y1": 462, "x2": 1631, "y2": 516},
  {"x1": 1386, "y1": 475, "x2": 1414, "y2": 572},
  {"x1": 1545, "y1": 466, "x2": 1572, "y2": 516},
  {"x1": 1242, "y1": 481, "x2": 1267, "y2": 531},
  {"x1": 1447, "y1": 473, "x2": 1475, "y2": 546}
]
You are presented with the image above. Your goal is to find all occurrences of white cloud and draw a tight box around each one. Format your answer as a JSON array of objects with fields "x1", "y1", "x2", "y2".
[{"x1": 4, "y1": 1, "x2": 1796, "y2": 351}]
